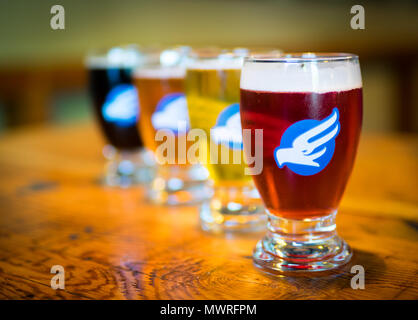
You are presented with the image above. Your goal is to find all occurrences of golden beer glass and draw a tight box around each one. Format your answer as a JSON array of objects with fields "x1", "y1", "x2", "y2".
[{"x1": 186, "y1": 48, "x2": 265, "y2": 232}]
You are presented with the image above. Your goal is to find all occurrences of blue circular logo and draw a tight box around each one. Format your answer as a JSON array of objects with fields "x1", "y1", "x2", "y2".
[
  {"x1": 102, "y1": 84, "x2": 139, "y2": 127},
  {"x1": 151, "y1": 93, "x2": 190, "y2": 135},
  {"x1": 211, "y1": 103, "x2": 243, "y2": 150},
  {"x1": 274, "y1": 108, "x2": 340, "y2": 176}
]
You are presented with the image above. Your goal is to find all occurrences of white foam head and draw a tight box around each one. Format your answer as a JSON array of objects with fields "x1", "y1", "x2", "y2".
[
  {"x1": 240, "y1": 53, "x2": 362, "y2": 93},
  {"x1": 186, "y1": 49, "x2": 247, "y2": 70},
  {"x1": 134, "y1": 67, "x2": 185, "y2": 79},
  {"x1": 133, "y1": 47, "x2": 190, "y2": 79},
  {"x1": 187, "y1": 55, "x2": 244, "y2": 70},
  {"x1": 85, "y1": 46, "x2": 142, "y2": 69}
]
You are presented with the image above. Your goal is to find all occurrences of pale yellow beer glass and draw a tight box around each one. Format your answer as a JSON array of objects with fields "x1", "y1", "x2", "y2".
[{"x1": 186, "y1": 48, "x2": 265, "y2": 232}]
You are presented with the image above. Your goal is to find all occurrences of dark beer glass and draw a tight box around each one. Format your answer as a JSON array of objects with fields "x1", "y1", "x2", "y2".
[
  {"x1": 240, "y1": 53, "x2": 363, "y2": 272},
  {"x1": 86, "y1": 46, "x2": 155, "y2": 187}
]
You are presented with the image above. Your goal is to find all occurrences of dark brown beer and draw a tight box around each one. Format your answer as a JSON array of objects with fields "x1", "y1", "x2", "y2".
[{"x1": 88, "y1": 67, "x2": 143, "y2": 150}]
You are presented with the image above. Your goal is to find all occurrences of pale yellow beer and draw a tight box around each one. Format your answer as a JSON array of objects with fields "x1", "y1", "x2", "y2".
[
  {"x1": 186, "y1": 65, "x2": 251, "y2": 187},
  {"x1": 186, "y1": 50, "x2": 265, "y2": 233}
]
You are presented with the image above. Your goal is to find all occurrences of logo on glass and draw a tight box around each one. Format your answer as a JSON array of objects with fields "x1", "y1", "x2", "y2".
[
  {"x1": 274, "y1": 108, "x2": 340, "y2": 176},
  {"x1": 151, "y1": 93, "x2": 190, "y2": 135},
  {"x1": 211, "y1": 103, "x2": 243, "y2": 150},
  {"x1": 102, "y1": 84, "x2": 139, "y2": 127}
]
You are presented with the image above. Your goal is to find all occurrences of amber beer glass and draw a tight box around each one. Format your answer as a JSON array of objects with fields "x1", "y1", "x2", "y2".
[
  {"x1": 240, "y1": 53, "x2": 363, "y2": 272},
  {"x1": 134, "y1": 47, "x2": 210, "y2": 205},
  {"x1": 86, "y1": 46, "x2": 155, "y2": 187},
  {"x1": 186, "y1": 49, "x2": 265, "y2": 232}
]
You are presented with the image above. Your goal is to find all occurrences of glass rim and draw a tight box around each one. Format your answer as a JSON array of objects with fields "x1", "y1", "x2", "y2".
[
  {"x1": 85, "y1": 44, "x2": 144, "y2": 60},
  {"x1": 136, "y1": 45, "x2": 191, "y2": 69},
  {"x1": 245, "y1": 52, "x2": 359, "y2": 63},
  {"x1": 188, "y1": 47, "x2": 283, "y2": 60},
  {"x1": 85, "y1": 45, "x2": 142, "y2": 68},
  {"x1": 188, "y1": 47, "x2": 246, "y2": 60}
]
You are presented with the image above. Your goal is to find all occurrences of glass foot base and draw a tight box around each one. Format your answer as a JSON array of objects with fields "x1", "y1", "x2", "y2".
[
  {"x1": 147, "y1": 164, "x2": 211, "y2": 206},
  {"x1": 200, "y1": 203, "x2": 266, "y2": 233},
  {"x1": 253, "y1": 212, "x2": 352, "y2": 273},
  {"x1": 200, "y1": 186, "x2": 266, "y2": 233},
  {"x1": 103, "y1": 147, "x2": 156, "y2": 188},
  {"x1": 253, "y1": 235, "x2": 352, "y2": 273},
  {"x1": 148, "y1": 180, "x2": 212, "y2": 206}
]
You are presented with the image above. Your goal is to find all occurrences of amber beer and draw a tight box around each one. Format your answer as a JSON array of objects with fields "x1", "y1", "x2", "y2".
[
  {"x1": 240, "y1": 53, "x2": 363, "y2": 272},
  {"x1": 134, "y1": 68, "x2": 189, "y2": 163},
  {"x1": 133, "y1": 47, "x2": 209, "y2": 205}
]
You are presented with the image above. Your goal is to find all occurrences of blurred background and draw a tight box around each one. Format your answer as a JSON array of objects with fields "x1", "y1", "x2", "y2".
[{"x1": 0, "y1": 0, "x2": 417, "y2": 134}]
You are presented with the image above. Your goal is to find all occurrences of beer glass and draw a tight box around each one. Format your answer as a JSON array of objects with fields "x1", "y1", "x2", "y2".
[
  {"x1": 240, "y1": 53, "x2": 363, "y2": 272},
  {"x1": 186, "y1": 49, "x2": 265, "y2": 232},
  {"x1": 86, "y1": 46, "x2": 155, "y2": 187},
  {"x1": 134, "y1": 47, "x2": 210, "y2": 205}
]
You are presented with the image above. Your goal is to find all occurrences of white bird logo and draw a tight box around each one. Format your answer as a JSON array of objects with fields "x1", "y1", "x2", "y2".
[
  {"x1": 275, "y1": 108, "x2": 340, "y2": 169},
  {"x1": 211, "y1": 111, "x2": 243, "y2": 148},
  {"x1": 102, "y1": 84, "x2": 139, "y2": 126},
  {"x1": 151, "y1": 93, "x2": 190, "y2": 133},
  {"x1": 211, "y1": 103, "x2": 243, "y2": 150}
]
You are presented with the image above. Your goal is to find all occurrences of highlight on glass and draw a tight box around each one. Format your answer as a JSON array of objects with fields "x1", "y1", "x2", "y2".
[
  {"x1": 240, "y1": 53, "x2": 363, "y2": 272},
  {"x1": 185, "y1": 48, "x2": 266, "y2": 233},
  {"x1": 86, "y1": 46, "x2": 156, "y2": 187},
  {"x1": 134, "y1": 46, "x2": 211, "y2": 205}
]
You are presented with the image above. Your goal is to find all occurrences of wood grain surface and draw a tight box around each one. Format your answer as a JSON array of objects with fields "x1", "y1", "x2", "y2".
[{"x1": 0, "y1": 123, "x2": 417, "y2": 300}]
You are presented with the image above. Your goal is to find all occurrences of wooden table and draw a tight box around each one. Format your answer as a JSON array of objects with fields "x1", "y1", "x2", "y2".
[{"x1": 0, "y1": 123, "x2": 417, "y2": 300}]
